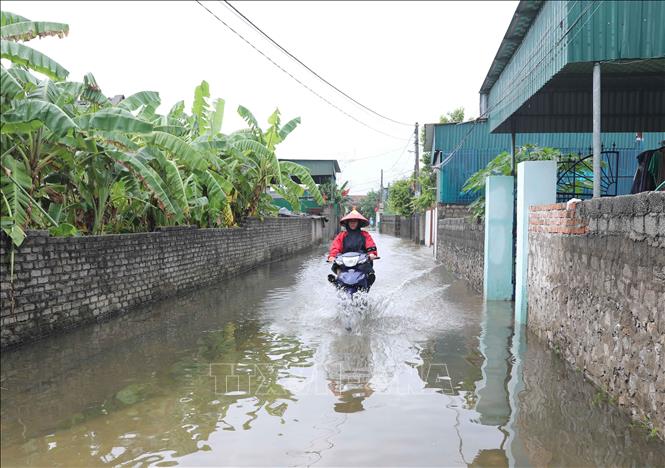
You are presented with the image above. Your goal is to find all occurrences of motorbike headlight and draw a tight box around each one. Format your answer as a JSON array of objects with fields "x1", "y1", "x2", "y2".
[{"x1": 342, "y1": 256, "x2": 359, "y2": 268}]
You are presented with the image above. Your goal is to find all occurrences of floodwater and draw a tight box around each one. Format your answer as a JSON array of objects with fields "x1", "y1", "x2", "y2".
[{"x1": 1, "y1": 233, "x2": 664, "y2": 467}]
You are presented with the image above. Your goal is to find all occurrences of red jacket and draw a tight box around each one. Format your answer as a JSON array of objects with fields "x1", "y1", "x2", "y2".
[{"x1": 328, "y1": 230, "x2": 378, "y2": 258}]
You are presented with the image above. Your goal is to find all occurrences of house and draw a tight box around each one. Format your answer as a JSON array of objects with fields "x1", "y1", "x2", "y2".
[
  {"x1": 271, "y1": 158, "x2": 341, "y2": 214},
  {"x1": 425, "y1": 0, "x2": 665, "y2": 205}
]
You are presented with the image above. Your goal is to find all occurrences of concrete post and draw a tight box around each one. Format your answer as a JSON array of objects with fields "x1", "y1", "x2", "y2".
[
  {"x1": 593, "y1": 62, "x2": 602, "y2": 198},
  {"x1": 483, "y1": 176, "x2": 515, "y2": 300},
  {"x1": 476, "y1": 301, "x2": 513, "y2": 426},
  {"x1": 515, "y1": 161, "x2": 557, "y2": 324}
]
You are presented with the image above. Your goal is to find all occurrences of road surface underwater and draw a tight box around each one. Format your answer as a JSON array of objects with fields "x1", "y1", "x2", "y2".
[{"x1": 1, "y1": 233, "x2": 664, "y2": 466}]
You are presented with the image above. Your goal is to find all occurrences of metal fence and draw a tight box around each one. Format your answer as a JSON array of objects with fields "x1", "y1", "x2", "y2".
[{"x1": 439, "y1": 146, "x2": 643, "y2": 205}]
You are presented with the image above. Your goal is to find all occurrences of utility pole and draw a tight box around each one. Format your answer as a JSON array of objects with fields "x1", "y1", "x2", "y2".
[
  {"x1": 414, "y1": 122, "x2": 420, "y2": 196},
  {"x1": 414, "y1": 122, "x2": 421, "y2": 244},
  {"x1": 379, "y1": 169, "x2": 384, "y2": 206}
]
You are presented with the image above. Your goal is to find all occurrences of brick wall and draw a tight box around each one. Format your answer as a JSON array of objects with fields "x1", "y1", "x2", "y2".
[
  {"x1": 528, "y1": 192, "x2": 664, "y2": 437},
  {"x1": 436, "y1": 217, "x2": 484, "y2": 292},
  {"x1": 529, "y1": 201, "x2": 589, "y2": 235},
  {"x1": 0, "y1": 217, "x2": 324, "y2": 348}
]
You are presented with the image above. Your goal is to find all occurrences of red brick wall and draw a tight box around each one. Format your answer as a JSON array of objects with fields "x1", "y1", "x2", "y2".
[{"x1": 529, "y1": 201, "x2": 588, "y2": 235}]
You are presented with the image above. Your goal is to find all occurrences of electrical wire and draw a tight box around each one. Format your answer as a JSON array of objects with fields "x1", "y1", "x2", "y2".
[
  {"x1": 220, "y1": 0, "x2": 412, "y2": 127},
  {"x1": 195, "y1": 1, "x2": 410, "y2": 141},
  {"x1": 343, "y1": 145, "x2": 411, "y2": 163},
  {"x1": 387, "y1": 135, "x2": 415, "y2": 172},
  {"x1": 349, "y1": 167, "x2": 415, "y2": 191}
]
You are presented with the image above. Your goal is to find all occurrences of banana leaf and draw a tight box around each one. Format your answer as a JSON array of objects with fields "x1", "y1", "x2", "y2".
[
  {"x1": 77, "y1": 108, "x2": 153, "y2": 133},
  {"x1": 0, "y1": 11, "x2": 29, "y2": 27},
  {"x1": 237, "y1": 105, "x2": 262, "y2": 140},
  {"x1": 0, "y1": 65, "x2": 23, "y2": 98},
  {"x1": 0, "y1": 21, "x2": 69, "y2": 41},
  {"x1": 118, "y1": 91, "x2": 160, "y2": 112},
  {"x1": 144, "y1": 131, "x2": 204, "y2": 171},
  {"x1": 280, "y1": 160, "x2": 324, "y2": 204},
  {"x1": 2, "y1": 99, "x2": 77, "y2": 136},
  {"x1": 191, "y1": 80, "x2": 210, "y2": 133},
  {"x1": 8, "y1": 66, "x2": 39, "y2": 88},
  {"x1": 81, "y1": 72, "x2": 108, "y2": 105},
  {"x1": 279, "y1": 117, "x2": 301, "y2": 141},
  {"x1": 151, "y1": 148, "x2": 188, "y2": 215},
  {"x1": 0, "y1": 39, "x2": 68, "y2": 80},
  {"x1": 209, "y1": 98, "x2": 225, "y2": 135},
  {"x1": 28, "y1": 78, "x2": 61, "y2": 103},
  {"x1": 111, "y1": 151, "x2": 181, "y2": 220}
]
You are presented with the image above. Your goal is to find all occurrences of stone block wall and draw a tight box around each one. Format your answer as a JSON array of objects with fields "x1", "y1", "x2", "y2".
[
  {"x1": 436, "y1": 217, "x2": 485, "y2": 293},
  {"x1": 437, "y1": 203, "x2": 470, "y2": 220},
  {"x1": 379, "y1": 215, "x2": 400, "y2": 237},
  {"x1": 0, "y1": 217, "x2": 324, "y2": 348},
  {"x1": 380, "y1": 214, "x2": 416, "y2": 240},
  {"x1": 527, "y1": 192, "x2": 664, "y2": 437}
]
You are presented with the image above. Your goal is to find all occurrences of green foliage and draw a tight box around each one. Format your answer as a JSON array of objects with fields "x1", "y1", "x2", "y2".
[
  {"x1": 462, "y1": 145, "x2": 583, "y2": 220},
  {"x1": 387, "y1": 178, "x2": 414, "y2": 216},
  {"x1": 439, "y1": 107, "x2": 465, "y2": 124},
  {"x1": 357, "y1": 189, "x2": 379, "y2": 219},
  {"x1": 319, "y1": 180, "x2": 350, "y2": 208},
  {"x1": 413, "y1": 152, "x2": 436, "y2": 212},
  {"x1": 0, "y1": 8, "x2": 322, "y2": 247}
]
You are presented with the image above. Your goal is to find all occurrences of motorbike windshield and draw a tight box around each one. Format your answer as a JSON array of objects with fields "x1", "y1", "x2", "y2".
[{"x1": 338, "y1": 270, "x2": 366, "y2": 286}]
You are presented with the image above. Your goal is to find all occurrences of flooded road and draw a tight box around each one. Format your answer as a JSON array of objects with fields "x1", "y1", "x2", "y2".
[{"x1": 1, "y1": 233, "x2": 664, "y2": 467}]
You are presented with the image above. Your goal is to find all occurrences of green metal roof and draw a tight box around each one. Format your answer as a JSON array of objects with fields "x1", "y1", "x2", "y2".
[
  {"x1": 279, "y1": 159, "x2": 341, "y2": 176},
  {"x1": 479, "y1": 0, "x2": 544, "y2": 94},
  {"x1": 483, "y1": 0, "x2": 665, "y2": 133}
]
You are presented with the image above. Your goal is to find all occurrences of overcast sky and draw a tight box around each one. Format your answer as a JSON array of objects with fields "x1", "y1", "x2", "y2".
[{"x1": 5, "y1": 0, "x2": 517, "y2": 194}]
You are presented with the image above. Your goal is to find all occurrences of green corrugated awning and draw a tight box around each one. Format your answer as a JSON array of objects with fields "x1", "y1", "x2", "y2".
[
  {"x1": 482, "y1": 0, "x2": 665, "y2": 133},
  {"x1": 279, "y1": 159, "x2": 341, "y2": 176}
]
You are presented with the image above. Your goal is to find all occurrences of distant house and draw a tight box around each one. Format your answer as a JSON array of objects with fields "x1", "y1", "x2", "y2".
[
  {"x1": 271, "y1": 158, "x2": 341, "y2": 214},
  {"x1": 279, "y1": 159, "x2": 341, "y2": 185},
  {"x1": 347, "y1": 194, "x2": 366, "y2": 209}
]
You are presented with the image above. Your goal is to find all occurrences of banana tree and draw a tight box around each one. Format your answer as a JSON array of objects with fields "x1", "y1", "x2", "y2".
[{"x1": 228, "y1": 106, "x2": 322, "y2": 218}]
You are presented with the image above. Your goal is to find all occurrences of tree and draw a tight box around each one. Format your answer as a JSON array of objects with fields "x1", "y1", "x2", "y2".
[
  {"x1": 439, "y1": 107, "x2": 465, "y2": 124},
  {"x1": 413, "y1": 152, "x2": 436, "y2": 212},
  {"x1": 386, "y1": 178, "x2": 414, "y2": 216},
  {"x1": 0, "y1": 9, "x2": 323, "y2": 247},
  {"x1": 357, "y1": 189, "x2": 379, "y2": 219}
]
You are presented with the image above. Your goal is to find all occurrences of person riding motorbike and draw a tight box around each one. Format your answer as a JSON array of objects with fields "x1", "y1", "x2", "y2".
[{"x1": 327, "y1": 209, "x2": 378, "y2": 287}]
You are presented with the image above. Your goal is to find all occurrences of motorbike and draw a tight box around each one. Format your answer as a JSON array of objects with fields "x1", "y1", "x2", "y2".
[{"x1": 327, "y1": 251, "x2": 376, "y2": 297}]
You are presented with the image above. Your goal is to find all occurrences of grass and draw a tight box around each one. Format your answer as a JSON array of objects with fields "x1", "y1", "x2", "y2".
[{"x1": 629, "y1": 417, "x2": 662, "y2": 441}]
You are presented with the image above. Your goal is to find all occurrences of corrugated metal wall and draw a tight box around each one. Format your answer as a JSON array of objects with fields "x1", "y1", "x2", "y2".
[{"x1": 433, "y1": 121, "x2": 664, "y2": 204}]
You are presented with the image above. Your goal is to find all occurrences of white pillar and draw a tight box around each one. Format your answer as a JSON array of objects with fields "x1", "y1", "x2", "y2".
[
  {"x1": 515, "y1": 161, "x2": 557, "y2": 324},
  {"x1": 593, "y1": 62, "x2": 601, "y2": 198},
  {"x1": 483, "y1": 176, "x2": 515, "y2": 301}
]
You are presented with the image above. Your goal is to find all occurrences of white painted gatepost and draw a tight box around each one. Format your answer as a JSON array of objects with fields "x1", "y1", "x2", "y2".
[{"x1": 514, "y1": 161, "x2": 557, "y2": 324}]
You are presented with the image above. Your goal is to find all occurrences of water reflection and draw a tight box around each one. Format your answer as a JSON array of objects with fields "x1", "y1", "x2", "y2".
[
  {"x1": 1, "y1": 235, "x2": 664, "y2": 467},
  {"x1": 324, "y1": 334, "x2": 374, "y2": 413}
]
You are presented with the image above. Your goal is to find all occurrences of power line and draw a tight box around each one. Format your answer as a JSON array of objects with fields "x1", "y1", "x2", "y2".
[
  {"x1": 221, "y1": 0, "x2": 412, "y2": 127},
  {"x1": 343, "y1": 144, "x2": 411, "y2": 163},
  {"x1": 195, "y1": 1, "x2": 409, "y2": 141},
  {"x1": 350, "y1": 167, "x2": 414, "y2": 190},
  {"x1": 387, "y1": 135, "x2": 414, "y2": 172}
]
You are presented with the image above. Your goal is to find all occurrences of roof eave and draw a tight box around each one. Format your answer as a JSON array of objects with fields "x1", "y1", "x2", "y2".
[{"x1": 479, "y1": 0, "x2": 544, "y2": 94}]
